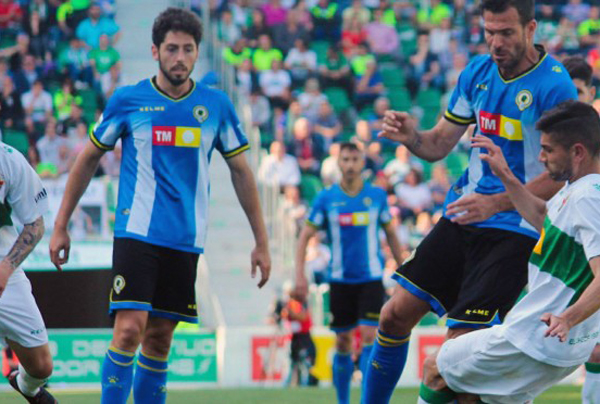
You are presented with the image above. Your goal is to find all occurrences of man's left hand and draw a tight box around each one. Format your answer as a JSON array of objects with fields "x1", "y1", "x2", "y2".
[
  {"x1": 251, "y1": 245, "x2": 271, "y2": 288},
  {"x1": 446, "y1": 193, "x2": 500, "y2": 225},
  {"x1": 541, "y1": 313, "x2": 571, "y2": 343}
]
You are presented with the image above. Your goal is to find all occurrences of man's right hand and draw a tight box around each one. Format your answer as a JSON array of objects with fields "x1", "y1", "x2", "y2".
[
  {"x1": 49, "y1": 227, "x2": 71, "y2": 271},
  {"x1": 379, "y1": 111, "x2": 418, "y2": 144}
]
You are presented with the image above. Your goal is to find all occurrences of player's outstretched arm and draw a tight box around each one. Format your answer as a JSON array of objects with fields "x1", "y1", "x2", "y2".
[
  {"x1": 542, "y1": 256, "x2": 600, "y2": 342},
  {"x1": 470, "y1": 135, "x2": 546, "y2": 231},
  {"x1": 379, "y1": 111, "x2": 467, "y2": 162},
  {"x1": 294, "y1": 224, "x2": 318, "y2": 300},
  {"x1": 49, "y1": 141, "x2": 105, "y2": 270},
  {"x1": 0, "y1": 216, "x2": 44, "y2": 297},
  {"x1": 383, "y1": 221, "x2": 403, "y2": 266},
  {"x1": 225, "y1": 153, "x2": 271, "y2": 288}
]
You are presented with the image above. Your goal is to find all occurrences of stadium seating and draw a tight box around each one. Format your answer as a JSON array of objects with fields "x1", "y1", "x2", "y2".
[{"x1": 2, "y1": 129, "x2": 29, "y2": 156}]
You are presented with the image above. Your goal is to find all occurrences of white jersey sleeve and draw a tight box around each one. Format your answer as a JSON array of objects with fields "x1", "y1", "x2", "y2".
[
  {"x1": 1, "y1": 145, "x2": 48, "y2": 225},
  {"x1": 573, "y1": 188, "x2": 600, "y2": 261}
]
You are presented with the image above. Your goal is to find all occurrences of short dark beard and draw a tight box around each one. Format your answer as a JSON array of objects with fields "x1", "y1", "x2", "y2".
[{"x1": 158, "y1": 57, "x2": 191, "y2": 87}]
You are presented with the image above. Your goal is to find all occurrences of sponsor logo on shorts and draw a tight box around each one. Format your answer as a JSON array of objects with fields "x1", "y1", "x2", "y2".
[
  {"x1": 465, "y1": 309, "x2": 490, "y2": 317},
  {"x1": 30, "y1": 328, "x2": 44, "y2": 335},
  {"x1": 569, "y1": 331, "x2": 599, "y2": 345},
  {"x1": 152, "y1": 126, "x2": 201, "y2": 148},
  {"x1": 113, "y1": 275, "x2": 126, "y2": 295}
]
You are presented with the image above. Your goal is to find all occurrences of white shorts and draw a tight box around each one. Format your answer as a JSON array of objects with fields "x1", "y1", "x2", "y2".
[
  {"x1": 437, "y1": 326, "x2": 579, "y2": 404},
  {"x1": 0, "y1": 273, "x2": 48, "y2": 348}
]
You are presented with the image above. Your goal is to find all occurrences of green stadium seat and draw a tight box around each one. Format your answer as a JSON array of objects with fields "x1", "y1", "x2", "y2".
[
  {"x1": 388, "y1": 87, "x2": 412, "y2": 111},
  {"x1": 324, "y1": 87, "x2": 351, "y2": 114},
  {"x1": 2, "y1": 129, "x2": 29, "y2": 156},
  {"x1": 416, "y1": 88, "x2": 442, "y2": 109},
  {"x1": 397, "y1": 23, "x2": 418, "y2": 57},
  {"x1": 420, "y1": 109, "x2": 439, "y2": 130},
  {"x1": 310, "y1": 40, "x2": 330, "y2": 64},
  {"x1": 381, "y1": 67, "x2": 406, "y2": 88},
  {"x1": 300, "y1": 174, "x2": 323, "y2": 205},
  {"x1": 359, "y1": 107, "x2": 374, "y2": 119},
  {"x1": 445, "y1": 151, "x2": 469, "y2": 179}
]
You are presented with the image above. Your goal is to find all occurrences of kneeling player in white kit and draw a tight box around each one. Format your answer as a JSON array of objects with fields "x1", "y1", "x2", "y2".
[
  {"x1": 0, "y1": 143, "x2": 56, "y2": 403},
  {"x1": 419, "y1": 101, "x2": 600, "y2": 404}
]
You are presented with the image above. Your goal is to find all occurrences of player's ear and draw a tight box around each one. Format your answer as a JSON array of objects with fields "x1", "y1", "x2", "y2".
[
  {"x1": 151, "y1": 44, "x2": 159, "y2": 61},
  {"x1": 526, "y1": 19, "x2": 537, "y2": 41},
  {"x1": 591, "y1": 86, "x2": 596, "y2": 101}
]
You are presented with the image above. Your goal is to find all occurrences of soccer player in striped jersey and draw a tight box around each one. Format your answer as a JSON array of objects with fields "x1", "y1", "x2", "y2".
[
  {"x1": 49, "y1": 8, "x2": 270, "y2": 404},
  {"x1": 564, "y1": 55, "x2": 600, "y2": 404},
  {"x1": 362, "y1": 1, "x2": 578, "y2": 403},
  {"x1": 420, "y1": 101, "x2": 600, "y2": 404},
  {"x1": 295, "y1": 142, "x2": 403, "y2": 404}
]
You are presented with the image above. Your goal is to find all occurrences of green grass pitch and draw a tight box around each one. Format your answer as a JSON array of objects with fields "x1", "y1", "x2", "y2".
[{"x1": 0, "y1": 386, "x2": 581, "y2": 403}]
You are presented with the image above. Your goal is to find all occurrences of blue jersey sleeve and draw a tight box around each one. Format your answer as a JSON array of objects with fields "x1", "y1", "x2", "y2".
[
  {"x1": 90, "y1": 88, "x2": 128, "y2": 150},
  {"x1": 215, "y1": 93, "x2": 250, "y2": 159},
  {"x1": 444, "y1": 60, "x2": 479, "y2": 126},
  {"x1": 307, "y1": 191, "x2": 327, "y2": 228}
]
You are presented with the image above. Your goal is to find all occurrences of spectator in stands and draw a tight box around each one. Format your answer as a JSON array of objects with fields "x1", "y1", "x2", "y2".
[
  {"x1": 312, "y1": 100, "x2": 341, "y2": 149},
  {"x1": 272, "y1": 9, "x2": 309, "y2": 55},
  {"x1": 318, "y1": 45, "x2": 352, "y2": 98},
  {"x1": 101, "y1": 62, "x2": 123, "y2": 100},
  {"x1": 59, "y1": 103, "x2": 86, "y2": 138},
  {"x1": 236, "y1": 58, "x2": 255, "y2": 96},
  {"x1": 223, "y1": 37, "x2": 252, "y2": 68},
  {"x1": 428, "y1": 163, "x2": 451, "y2": 213},
  {"x1": 53, "y1": 78, "x2": 82, "y2": 121},
  {"x1": 384, "y1": 144, "x2": 422, "y2": 187},
  {"x1": 353, "y1": 119, "x2": 372, "y2": 148},
  {"x1": 578, "y1": 6, "x2": 600, "y2": 49},
  {"x1": 259, "y1": 59, "x2": 291, "y2": 110},
  {"x1": 305, "y1": 232, "x2": 330, "y2": 285},
  {"x1": 341, "y1": 16, "x2": 366, "y2": 57},
  {"x1": 89, "y1": 33, "x2": 120, "y2": 88},
  {"x1": 292, "y1": 0, "x2": 313, "y2": 32},
  {"x1": 368, "y1": 96, "x2": 390, "y2": 134},
  {"x1": 394, "y1": 167, "x2": 432, "y2": 221},
  {"x1": 535, "y1": 5, "x2": 559, "y2": 46},
  {"x1": 2, "y1": 33, "x2": 30, "y2": 74},
  {"x1": 284, "y1": 38, "x2": 317, "y2": 88},
  {"x1": 429, "y1": 18, "x2": 452, "y2": 56},
  {"x1": 320, "y1": 142, "x2": 341, "y2": 186},
  {"x1": 100, "y1": 138, "x2": 121, "y2": 178},
  {"x1": 258, "y1": 140, "x2": 301, "y2": 188},
  {"x1": 417, "y1": 0, "x2": 452, "y2": 31},
  {"x1": 342, "y1": 0, "x2": 370, "y2": 29},
  {"x1": 23, "y1": 10, "x2": 50, "y2": 60},
  {"x1": 58, "y1": 37, "x2": 92, "y2": 86},
  {"x1": 244, "y1": 9, "x2": 271, "y2": 49},
  {"x1": 253, "y1": 34, "x2": 283, "y2": 72},
  {"x1": 36, "y1": 117, "x2": 68, "y2": 173},
  {"x1": 364, "y1": 9, "x2": 399, "y2": 58},
  {"x1": 311, "y1": 0, "x2": 340, "y2": 42},
  {"x1": 288, "y1": 117, "x2": 324, "y2": 175},
  {"x1": 407, "y1": 33, "x2": 444, "y2": 96},
  {"x1": 262, "y1": 0, "x2": 287, "y2": 28},
  {"x1": 76, "y1": 3, "x2": 120, "y2": 50},
  {"x1": 349, "y1": 41, "x2": 375, "y2": 77},
  {"x1": 376, "y1": 1, "x2": 397, "y2": 26},
  {"x1": 230, "y1": 0, "x2": 251, "y2": 29},
  {"x1": 68, "y1": 120, "x2": 88, "y2": 155},
  {"x1": 298, "y1": 78, "x2": 327, "y2": 121},
  {"x1": 364, "y1": 141, "x2": 384, "y2": 177},
  {"x1": 275, "y1": 99, "x2": 302, "y2": 143},
  {"x1": 551, "y1": 16, "x2": 580, "y2": 54},
  {"x1": 217, "y1": 8, "x2": 241, "y2": 45},
  {"x1": 0, "y1": 75, "x2": 23, "y2": 129},
  {"x1": 57, "y1": 0, "x2": 91, "y2": 37},
  {"x1": 562, "y1": 0, "x2": 591, "y2": 25},
  {"x1": 0, "y1": 59, "x2": 8, "y2": 92},
  {"x1": 282, "y1": 185, "x2": 308, "y2": 236},
  {"x1": 249, "y1": 87, "x2": 271, "y2": 135},
  {"x1": 354, "y1": 57, "x2": 385, "y2": 111},
  {"x1": 0, "y1": 0, "x2": 22, "y2": 34},
  {"x1": 22, "y1": 79, "x2": 53, "y2": 138}
]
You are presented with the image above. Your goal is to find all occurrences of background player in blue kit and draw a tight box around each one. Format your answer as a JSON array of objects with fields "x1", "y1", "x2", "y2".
[
  {"x1": 361, "y1": 1, "x2": 579, "y2": 403},
  {"x1": 295, "y1": 142, "x2": 403, "y2": 404},
  {"x1": 49, "y1": 8, "x2": 271, "y2": 404}
]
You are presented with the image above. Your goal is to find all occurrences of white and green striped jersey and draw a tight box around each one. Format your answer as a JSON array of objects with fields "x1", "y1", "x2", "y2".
[{"x1": 503, "y1": 174, "x2": 600, "y2": 367}]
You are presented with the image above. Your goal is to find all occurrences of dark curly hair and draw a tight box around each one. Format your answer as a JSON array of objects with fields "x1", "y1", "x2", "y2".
[
  {"x1": 152, "y1": 8, "x2": 202, "y2": 48},
  {"x1": 481, "y1": 0, "x2": 535, "y2": 26}
]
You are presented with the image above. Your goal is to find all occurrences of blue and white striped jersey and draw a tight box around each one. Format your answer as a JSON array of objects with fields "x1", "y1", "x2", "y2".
[
  {"x1": 307, "y1": 183, "x2": 392, "y2": 284},
  {"x1": 444, "y1": 48, "x2": 577, "y2": 239},
  {"x1": 91, "y1": 78, "x2": 249, "y2": 253}
]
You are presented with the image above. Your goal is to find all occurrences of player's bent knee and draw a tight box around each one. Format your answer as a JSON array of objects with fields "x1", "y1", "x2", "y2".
[
  {"x1": 27, "y1": 352, "x2": 53, "y2": 379},
  {"x1": 113, "y1": 322, "x2": 144, "y2": 351},
  {"x1": 380, "y1": 292, "x2": 427, "y2": 335},
  {"x1": 143, "y1": 333, "x2": 174, "y2": 357}
]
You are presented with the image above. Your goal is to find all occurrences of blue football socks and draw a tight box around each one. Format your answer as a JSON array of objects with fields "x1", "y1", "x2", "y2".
[
  {"x1": 333, "y1": 352, "x2": 354, "y2": 404},
  {"x1": 133, "y1": 351, "x2": 169, "y2": 404},
  {"x1": 101, "y1": 346, "x2": 135, "y2": 404}
]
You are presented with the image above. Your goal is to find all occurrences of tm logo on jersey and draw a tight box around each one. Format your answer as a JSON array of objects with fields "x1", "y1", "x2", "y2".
[
  {"x1": 478, "y1": 111, "x2": 523, "y2": 141},
  {"x1": 339, "y1": 212, "x2": 370, "y2": 226},
  {"x1": 153, "y1": 126, "x2": 201, "y2": 148}
]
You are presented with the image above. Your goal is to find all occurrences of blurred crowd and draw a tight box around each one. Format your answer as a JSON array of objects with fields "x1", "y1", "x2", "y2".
[{"x1": 0, "y1": 0, "x2": 122, "y2": 180}]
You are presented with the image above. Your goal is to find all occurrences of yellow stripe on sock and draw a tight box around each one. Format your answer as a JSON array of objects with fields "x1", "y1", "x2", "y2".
[
  {"x1": 140, "y1": 351, "x2": 169, "y2": 362},
  {"x1": 108, "y1": 346, "x2": 135, "y2": 357},
  {"x1": 136, "y1": 361, "x2": 169, "y2": 373},
  {"x1": 107, "y1": 353, "x2": 135, "y2": 367},
  {"x1": 377, "y1": 332, "x2": 410, "y2": 345}
]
